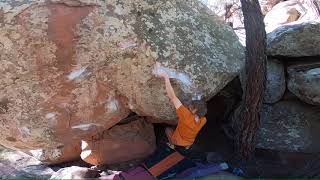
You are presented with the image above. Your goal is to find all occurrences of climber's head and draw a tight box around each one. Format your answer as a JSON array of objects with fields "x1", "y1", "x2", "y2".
[{"x1": 189, "y1": 100, "x2": 207, "y2": 117}]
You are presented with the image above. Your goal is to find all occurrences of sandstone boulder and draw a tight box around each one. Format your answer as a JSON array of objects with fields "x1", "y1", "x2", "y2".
[
  {"x1": 81, "y1": 119, "x2": 156, "y2": 165},
  {"x1": 267, "y1": 21, "x2": 320, "y2": 56},
  {"x1": 0, "y1": 0, "x2": 244, "y2": 163},
  {"x1": 264, "y1": 59, "x2": 286, "y2": 103},
  {"x1": 287, "y1": 63, "x2": 320, "y2": 105},
  {"x1": 256, "y1": 101, "x2": 320, "y2": 153}
]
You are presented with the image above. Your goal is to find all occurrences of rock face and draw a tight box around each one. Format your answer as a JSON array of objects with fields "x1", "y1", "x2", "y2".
[
  {"x1": 267, "y1": 21, "x2": 320, "y2": 56},
  {"x1": 264, "y1": 59, "x2": 286, "y2": 103},
  {"x1": 81, "y1": 119, "x2": 156, "y2": 165},
  {"x1": 287, "y1": 63, "x2": 320, "y2": 106},
  {"x1": 257, "y1": 101, "x2": 320, "y2": 153},
  {"x1": 28, "y1": 141, "x2": 82, "y2": 164},
  {"x1": 0, "y1": 146, "x2": 54, "y2": 179},
  {"x1": 0, "y1": 0, "x2": 244, "y2": 163},
  {"x1": 50, "y1": 166, "x2": 100, "y2": 179}
]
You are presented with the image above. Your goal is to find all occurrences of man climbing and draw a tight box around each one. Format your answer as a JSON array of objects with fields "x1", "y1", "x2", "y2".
[
  {"x1": 156, "y1": 62, "x2": 207, "y2": 151},
  {"x1": 98, "y1": 64, "x2": 226, "y2": 180}
]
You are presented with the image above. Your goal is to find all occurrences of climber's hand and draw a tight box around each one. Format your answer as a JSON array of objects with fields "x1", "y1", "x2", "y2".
[
  {"x1": 158, "y1": 71, "x2": 169, "y2": 79},
  {"x1": 155, "y1": 62, "x2": 169, "y2": 79}
]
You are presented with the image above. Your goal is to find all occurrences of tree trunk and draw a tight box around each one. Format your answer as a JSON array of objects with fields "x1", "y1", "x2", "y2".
[{"x1": 237, "y1": 0, "x2": 267, "y2": 160}]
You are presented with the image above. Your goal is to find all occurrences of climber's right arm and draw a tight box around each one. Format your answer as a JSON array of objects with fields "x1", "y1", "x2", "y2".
[
  {"x1": 157, "y1": 63, "x2": 182, "y2": 109},
  {"x1": 163, "y1": 75, "x2": 182, "y2": 109}
]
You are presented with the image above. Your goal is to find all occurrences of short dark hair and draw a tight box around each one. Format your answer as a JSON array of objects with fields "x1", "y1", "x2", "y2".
[{"x1": 190, "y1": 100, "x2": 207, "y2": 117}]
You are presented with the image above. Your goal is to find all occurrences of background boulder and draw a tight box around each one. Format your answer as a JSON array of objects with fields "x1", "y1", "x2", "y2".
[
  {"x1": 287, "y1": 63, "x2": 320, "y2": 106},
  {"x1": 267, "y1": 21, "x2": 320, "y2": 56},
  {"x1": 264, "y1": 0, "x2": 320, "y2": 33},
  {"x1": 256, "y1": 101, "x2": 320, "y2": 153}
]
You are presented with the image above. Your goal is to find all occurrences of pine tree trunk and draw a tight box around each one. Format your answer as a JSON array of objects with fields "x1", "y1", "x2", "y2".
[{"x1": 237, "y1": 0, "x2": 267, "y2": 160}]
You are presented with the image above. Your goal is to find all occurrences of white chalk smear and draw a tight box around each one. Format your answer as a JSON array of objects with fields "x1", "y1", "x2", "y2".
[
  {"x1": 45, "y1": 113, "x2": 56, "y2": 119},
  {"x1": 68, "y1": 67, "x2": 86, "y2": 80},
  {"x1": 119, "y1": 40, "x2": 137, "y2": 50},
  {"x1": 19, "y1": 126, "x2": 31, "y2": 138},
  {"x1": 192, "y1": 94, "x2": 202, "y2": 101},
  {"x1": 154, "y1": 65, "x2": 193, "y2": 87},
  {"x1": 71, "y1": 123, "x2": 101, "y2": 131},
  {"x1": 154, "y1": 64, "x2": 204, "y2": 100},
  {"x1": 106, "y1": 98, "x2": 119, "y2": 112}
]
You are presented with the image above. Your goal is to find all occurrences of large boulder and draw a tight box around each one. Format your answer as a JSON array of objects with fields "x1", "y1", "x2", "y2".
[
  {"x1": 0, "y1": 0, "x2": 244, "y2": 163},
  {"x1": 267, "y1": 21, "x2": 320, "y2": 56},
  {"x1": 81, "y1": 119, "x2": 156, "y2": 165},
  {"x1": 264, "y1": 59, "x2": 286, "y2": 103},
  {"x1": 256, "y1": 101, "x2": 320, "y2": 153},
  {"x1": 264, "y1": 0, "x2": 320, "y2": 33},
  {"x1": 287, "y1": 63, "x2": 320, "y2": 106}
]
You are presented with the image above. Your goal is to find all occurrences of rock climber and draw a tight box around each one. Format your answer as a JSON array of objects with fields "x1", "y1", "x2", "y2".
[
  {"x1": 156, "y1": 62, "x2": 207, "y2": 153},
  {"x1": 98, "y1": 64, "x2": 223, "y2": 180}
]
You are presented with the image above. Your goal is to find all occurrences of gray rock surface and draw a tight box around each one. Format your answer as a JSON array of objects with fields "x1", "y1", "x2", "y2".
[
  {"x1": 0, "y1": 0, "x2": 244, "y2": 164},
  {"x1": 0, "y1": 145, "x2": 54, "y2": 179},
  {"x1": 50, "y1": 166, "x2": 99, "y2": 179},
  {"x1": 267, "y1": 21, "x2": 320, "y2": 56},
  {"x1": 264, "y1": 59, "x2": 286, "y2": 103},
  {"x1": 257, "y1": 101, "x2": 320, "y2": 153},
  {"x1": 287, "y1": 63, "x2": 320, "y2": 105}
]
